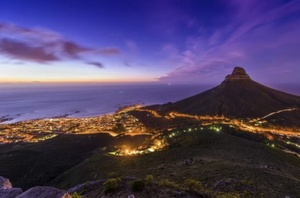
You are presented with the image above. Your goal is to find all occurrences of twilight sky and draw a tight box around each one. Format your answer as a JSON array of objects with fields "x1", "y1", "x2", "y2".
[{"x1": 0, "y1": 0, "x2": 300, "y2": 84}]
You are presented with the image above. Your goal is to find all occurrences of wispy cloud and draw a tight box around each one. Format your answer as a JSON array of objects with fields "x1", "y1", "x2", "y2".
[
  {"x1": 87, "y1": 61, "x2": 104, "y2": 68},
  {"x1": 98, "y1": 48, "x2": 120, "y2": 55},
  {"x1": 0, "y1": 38, "x2": 59, "y2": 62},
  {"x1": 0, "y1": 22, "x2": 120, "y2": 67},
  {"x1": 159, "y1": 0, "x2": 300, "y2": 83}
]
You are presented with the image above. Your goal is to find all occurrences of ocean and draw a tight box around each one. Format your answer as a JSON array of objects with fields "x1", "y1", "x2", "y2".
[
  {"x1": 0, "y1": 83, "x2": 212, "y2": 123},
  {"x1": 0, "y1": 83, "x2": 299, "y2": 124}
]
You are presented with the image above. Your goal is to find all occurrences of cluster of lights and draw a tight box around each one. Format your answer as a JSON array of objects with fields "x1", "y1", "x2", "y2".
[
  {"x1": 135, "y1": 108, "x2": 162, "y2": 118},
  {"x1": 109, "y1": 139, "x2": 166, "y2": 156},
  {"x1": 109, "y1": 125, "x2": 226, "y2": 156}
]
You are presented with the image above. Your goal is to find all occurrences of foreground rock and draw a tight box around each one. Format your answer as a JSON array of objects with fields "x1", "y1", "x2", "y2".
[
  {"x1": 0, "y1": 188, "x2": 23, "y2": 198},
  {"x1": 0, "y1": 176, "x2": 23, "y2": 198},
  {"x1": 0, "y1": 176, "x2": 12, "y2": 189},
  {"x1": 0, "y1": 176, "x2": 71, "y2": 198},
  {"x1": 16, "y1": 186, "x2": 71, "y2": 198}
]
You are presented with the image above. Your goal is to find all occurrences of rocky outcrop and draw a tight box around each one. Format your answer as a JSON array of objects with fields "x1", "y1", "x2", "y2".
[
  {"x1": 0, "y1": 177, "x2": 23, "y2": 198},
  {"x1": 0, "y1": 188, "x2": 23, "y2": 198},
  {"x1": 16, "y1": 186, "x2": 71, "y2": 198},
  {"x1": 67, "y1": 179, "x2": 106, "y2": 194},
  {"x1": 223, "y1": 67, "x2": 251, "y2": 81},
  {"x1": 0, "y1": 176, "x2": 70, "y2": 198},
  {"x1": 0, "y1": 176, "x2": 12, "y2": 189}
]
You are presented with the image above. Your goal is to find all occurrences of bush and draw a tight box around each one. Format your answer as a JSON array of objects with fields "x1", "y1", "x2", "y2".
[
  {"x1": 145, "y1": 174, "x2": 154, "y2": 183},
  {"x1": 159, "y1": 179, "x2": 179, "y2": 189},
  {"x1": 131, "y1": 180, "x2": 145, "y2": 192},
  {"x1": 71, "y1": 192, "x2": 82, "y2": 198},
  {"x1": 107, "y1": 171, "x2": 120, "y2": 178},
  {"x1": 183, "y1": 179, "x2": 203, "y2": 192},
  {"x1": 103, "y1": 178, "x2": 122, "y2": 193}
]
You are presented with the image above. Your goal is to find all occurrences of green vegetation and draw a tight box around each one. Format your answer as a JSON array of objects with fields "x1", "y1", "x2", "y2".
[
  {"x1": 0, "y1": 133, "x2": 150, "y2": 189},
  {"x1": 130, "y1": 180, "x2": 145, "y2": 192},
  {"x1": 51, "y1": 129, "x2": 300, "y2": 197},
  {"x1": 145, "y1": 174, "x2": 154, "y2": 183},
  {"x1": 102, "y1": 178, "x2": 122, "y2": 193},
  {"x1": 183, "y1": 178, "x2": 203, "y2": 193},
  {"x1": 0, "y1": 133, "x2": 114, "y2": 189},
  {"x1": 159, "y1": 179, "x2": 179, "y2": 189},
  {"x1": 71, "y1": 192, "x2": 82, "y2": 198}
]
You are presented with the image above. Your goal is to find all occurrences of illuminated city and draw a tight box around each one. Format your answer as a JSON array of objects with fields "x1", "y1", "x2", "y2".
[{"x1": 1, "y1": 105, "x2": 299, "y2": 158}]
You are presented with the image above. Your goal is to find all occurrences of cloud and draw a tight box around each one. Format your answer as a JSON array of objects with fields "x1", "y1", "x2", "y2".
[
  {"x1": 123, "y1": 61, "x2": 132, "y2": 67},
  {"x1": 0, "y1": 22, "x2": 61, "y2": 42},
  {"x1": 0, "y1": 38, "x2": 59, "y2": 62},
  {"x1": 158, "y1": 0, "x2": 300, "y2": 83},
  {"x1": 0, "y1": 22, "x2": 120, "y2": 67},
  {"x1": 87, "y1": 61, "x2": 104, "y2": 68},
  {"x1": 99, "y1": 47, "x2": 120, "y2": 55},
  {"x1": 61, "y1": 41, "x2": 90, "y2": 58}
]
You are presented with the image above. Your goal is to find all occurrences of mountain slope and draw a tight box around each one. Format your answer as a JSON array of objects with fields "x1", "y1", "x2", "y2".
[{"x1": 159, "y1": 67, "x2": 300, "y2": 119}]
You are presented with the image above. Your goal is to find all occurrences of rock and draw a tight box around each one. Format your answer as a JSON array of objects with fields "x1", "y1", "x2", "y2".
[
  {"x1": 214, "y1": 178, "x2": 238, "y2": 190},
  {"x1": 68, "y1": 179, "x2": 104, "y2": 194},
  {"x1": 0, "y1": 176, "x2": 12, "y2": 190},
  {"x1": 214, "y1": 180, "x2": 227, "y2": 189},
  {"x1": 0, "y1": 188, "x2": 23, "y2": 198},
  {"x1": 172, "y1": 190, "x2": 187, "y2": 197},
  {"x1": 16, "y1": 186, "x2": 71, "y2": 198},
  {"x1": 232, "y1": 67, "x2": 247, "y2": 75},
  {"x1": 224, "y1": 67, "x2": 251, "y2": 81}
]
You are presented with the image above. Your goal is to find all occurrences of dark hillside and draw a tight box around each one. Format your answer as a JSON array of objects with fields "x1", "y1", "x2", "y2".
[
  {"x1": 51, "y1": 129, "x2": 300, "y2": 197},
  {"x1": 0, "y1": 133, "x2": 114, "y2": 189},
  {"x1": 158, "y1": 67, "x2": 300, "y2": 119}
]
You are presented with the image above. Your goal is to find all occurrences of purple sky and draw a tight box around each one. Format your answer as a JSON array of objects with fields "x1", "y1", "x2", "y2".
[{"x1": 0, "y1": 0, "x2": 300, "y2": 84}]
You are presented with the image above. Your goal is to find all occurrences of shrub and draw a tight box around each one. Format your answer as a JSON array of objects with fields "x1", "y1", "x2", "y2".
[
  {"x1": 107, "y1": 171, "x2": 120, "y2": 178},
  {"x1": 145, "y1": 174, "x2": 154, "y2": 183},
  {"x1": 71, "y1": 192, "x2": 82, "y2": 198},
  {"x1": 183, "y1": 179, "x2": 203, "y2": 192},
  {"x1": 131, "y1": 180, "x2": 145, "y2": 192},
  {"x1": 103, "y1": 178, "x2": 122, "y2": 193},
  {"x1": 159, "y1": 179, "x2": 179, "y2": 189}
]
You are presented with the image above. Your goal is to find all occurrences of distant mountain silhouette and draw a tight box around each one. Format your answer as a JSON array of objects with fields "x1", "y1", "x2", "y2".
[{"x1": 159, "y1": 67, "x2": 300, "y2": 119}]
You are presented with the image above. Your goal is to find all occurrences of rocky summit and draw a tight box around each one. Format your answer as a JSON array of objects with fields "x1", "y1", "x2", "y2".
[{"x1": 223, "y1": 67, "x2": 251, "y2": 81}]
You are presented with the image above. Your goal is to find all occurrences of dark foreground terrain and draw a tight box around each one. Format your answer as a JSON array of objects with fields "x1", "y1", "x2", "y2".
[
  {"x1": 1, "y1": 126, "x2": 300, "y2": 197},
  {"x1": 0, "y1": 133, "x2": 149, "y2": 190}
]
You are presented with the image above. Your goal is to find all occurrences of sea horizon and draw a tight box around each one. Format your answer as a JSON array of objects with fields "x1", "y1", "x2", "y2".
[
  {"x1": 0, "y1": 83, "x2": 299, "y2": 124},
  {"x1": 0, "y1": 83, "x2": 212, "y2": 123}
]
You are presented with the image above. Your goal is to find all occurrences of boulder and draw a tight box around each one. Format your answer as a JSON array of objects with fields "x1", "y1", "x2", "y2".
[
  {"x1": 0, "y1": 188, "x2": 23, "y2": 198},
  {"x1": 16, "y1": 186, "x2": 71, "y2": 198},
  {"x1": 0, "y1": 176, "x2": 12, "y2": 190}
]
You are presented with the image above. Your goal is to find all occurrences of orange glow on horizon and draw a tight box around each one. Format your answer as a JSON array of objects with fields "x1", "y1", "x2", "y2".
[{"x1": 0, "y1": 77, "x2": 158, "y2": 84}]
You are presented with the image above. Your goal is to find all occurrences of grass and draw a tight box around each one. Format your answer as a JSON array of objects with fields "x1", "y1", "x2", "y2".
[
  {"x1": 0, "y1": 133, "x2": 111, "y2": 189},
  {"x1": 51, "y1": 129, "x2": 300, "y2": 197},
  {"x1": 0, "y1": 132, "x2": 151, "y2": 190}
]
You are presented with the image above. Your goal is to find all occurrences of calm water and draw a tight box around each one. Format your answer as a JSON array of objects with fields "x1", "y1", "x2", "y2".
[
  {"x1": 0, "y1": 83, "x2": 298, "y2": 123},
  {"x1": 0, "y1": 84, "x2": 212, "y2": 123}
]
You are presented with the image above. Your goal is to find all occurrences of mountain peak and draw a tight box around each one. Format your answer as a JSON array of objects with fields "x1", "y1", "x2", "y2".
[{"x1": 224, "y1": 67, "x2": 251, "y2": 82}]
